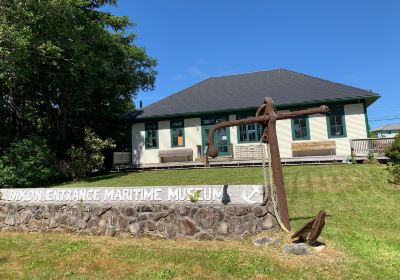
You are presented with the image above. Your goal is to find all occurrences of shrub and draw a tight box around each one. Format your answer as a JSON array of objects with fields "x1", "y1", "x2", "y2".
[
  {"x1": 385, "y1": 134, "x2": 400, "y2": 164},
  {"x1": 67, "y1": 129, "x2": 115, "y2": 180},
  {"x1": 0, "y1": 137, "x2": 58, "y2": 188},
  {"x1": 385, "y1": 135, "x2": 400, "y2": 185},
  {"x1": 387, "y1": 163, "x2": 400, "y2": 185}
]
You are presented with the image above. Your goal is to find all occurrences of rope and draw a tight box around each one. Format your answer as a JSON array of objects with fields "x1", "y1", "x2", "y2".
[{"x1": 260, "y1": 139, "x2": 290, "y2": 233}]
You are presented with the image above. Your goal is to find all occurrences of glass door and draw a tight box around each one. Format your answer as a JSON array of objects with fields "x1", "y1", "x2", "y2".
[{"x1": 201, "y1": 116, "x2": 230, "y2": 157}]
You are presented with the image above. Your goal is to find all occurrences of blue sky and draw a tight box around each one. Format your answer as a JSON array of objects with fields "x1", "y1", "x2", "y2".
[{"x1": 105, "y1": 0, "x2": 399, "y2": 128}]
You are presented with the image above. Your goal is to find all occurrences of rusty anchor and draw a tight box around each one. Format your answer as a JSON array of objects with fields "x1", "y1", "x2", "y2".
[
  {"x1": 291, "y1": 210, "x2": 326, "y2": 245},
  {"x1": 206, "y1": 96, "x2": 328, "y2": 241}
]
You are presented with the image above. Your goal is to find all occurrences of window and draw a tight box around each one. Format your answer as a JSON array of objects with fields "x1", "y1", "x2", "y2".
[
  {"x1": 237, "y1": 114, "x2": 261, "y2": 143},
  {"x1": 291, "y1": 115, "x2": 310, "y2": 140},
  {"x1": 327, "y1": 106, "x2": 346, "y2": 138},
  {"x1": 170, "y1": 120, "x2": 185, "y2": 147},
  {"x1": 145, "y1": 122, "x2": 158, "y2": 149}
]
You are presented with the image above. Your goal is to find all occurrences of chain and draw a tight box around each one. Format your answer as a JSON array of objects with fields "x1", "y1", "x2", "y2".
[{"x1": 260, "y1": 138, "x2": 290, "y2": 233}]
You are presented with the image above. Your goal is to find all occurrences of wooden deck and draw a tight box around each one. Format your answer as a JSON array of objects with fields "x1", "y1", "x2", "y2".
[{"x1": 111, "y1": 155, "x2": 387, "y2": 171}]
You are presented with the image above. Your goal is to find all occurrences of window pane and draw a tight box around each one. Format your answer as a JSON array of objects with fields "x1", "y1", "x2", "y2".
[
  {"x1": 293, "y1": 117, "x2": 308, "y2": 139},
  {"x1": 171, "y1": 120, "x2": 184, "y2": 147},
  {"x1": 328, "y1": 106, "x2": 345, "y2": 137},
  {"x1": 145, "y1": 122, "x2": 158, "y2": 148},
  {"x1": 237, "y1": 114, "x2": 261, "y2": 142}
]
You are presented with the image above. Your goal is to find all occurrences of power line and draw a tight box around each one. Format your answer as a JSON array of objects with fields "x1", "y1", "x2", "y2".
[{"x1": 369, "y1": 117, "x2": 400, "y2": 122}]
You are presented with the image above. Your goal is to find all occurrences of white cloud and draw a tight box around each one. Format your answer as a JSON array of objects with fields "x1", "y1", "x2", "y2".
[{"x1": 187, "y1": 67, "x2": 208, "y2": 79}]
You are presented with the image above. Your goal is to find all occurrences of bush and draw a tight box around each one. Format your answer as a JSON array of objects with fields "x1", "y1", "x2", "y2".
[
  {"x1": 67, "y1": 129, "x2": 115, "y2": 180},
  {"x1": 385, "y1": 134, "x2": 400, "y2": 164},
  {"x1": 0, "y1": 138, "x2": 58, "y2": 188},
  {"x1": 387, "y1": 163, "x2": 400, "y2": 185},
  {"x1": 385, "y1": 135, "x2": 400, "y2": 185}
]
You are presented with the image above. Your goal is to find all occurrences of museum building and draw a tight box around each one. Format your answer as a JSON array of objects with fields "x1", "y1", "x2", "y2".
[{"x1": 126, "y1": 69, "x2": 379, "y2": 165}]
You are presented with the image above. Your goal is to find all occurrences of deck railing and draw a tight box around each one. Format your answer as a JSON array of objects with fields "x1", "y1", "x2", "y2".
[
  {"x1": 113, "y1": 152, "x2": 131, "y2": 166},
  {"x1": 350, "y1": 138, "x2": 395, "y2": 156}
]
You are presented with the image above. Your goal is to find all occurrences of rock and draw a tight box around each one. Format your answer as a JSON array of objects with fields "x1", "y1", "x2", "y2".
[
  {"x1": 189, "y1": 207, "x2": 197, "y2": 218},
  {"x1": 83, "y1": 213, "x2": 91, "y2": 222},
  {"x1": 215, "y1": 222, "x2": 229, "y2": 235},
  {"x1": 177, "y1": 206, "x2": 189, "y2": 216},
  {"x1": 4, "y1": 216, "x2": 16, "y2": 226},
  {"x1": 105, "y1": 225, "x2": 116, "y2": 236},
  {"x1": 128, "y1": 222, "x2": 143, "y2": 235},
  {"x1": 75, "y1": 219, "x2": 87, "y2": 230},
  {"x1": 179, "y1": 219, "x2": 199, "y2": 235},
  {"x1": 196, "y1": 232, "x2": 213, "y2": 241},
  {"x1": 283, "y1": 243, "x2": 309, "y2": 255},
  {"x1": 253, "y1": 236, "x2": 273, "y2": 246},
  {"x1": 232, "y1": 224, "x2": 248, "y2": 235},
  {"x1": 252, "y1": 206, "x2": 268, "y2": 217},
  {"x1": 154, "y1": 211, "x2": 170, "y2": 221},
  {"x1": 165, "y1": 224, "x2": 177, "y2": 238},
  {"x1": 115, "y1": 215, "x2": 128, "y2": 231},
  {"x1": 156, "y1": 222, "x2": 165, "y2": 232},
  {"x1": 125, "y1": 207, "x2": 136, "y2": 217},
  {"x1": 153, "y1": 204, "x2": 162, "y2": 212},
  {"x1": 6, "y1": 204, "x2": 17, "y2": 215},
  {"x1": 96, "y1": 206, "x2": 111, "y2": 217},
  {"x1": 137, "y1": 214, "x2": 148, "y2": 221},
  {"x1": 194, "y1": 209, "x2": 215, "y2": 229},
  {"x1": 0, "y1": 214, "x2": 6, "y2": 223},
  {"x1": 49, "y1": 215, "x2": 61, "y2": 228},
  {"x1": 141, "y1": 205, "x2": 153, "y2": 212},
  {"x1": 224, "y1": 206, "x2": 236, "y2": 215},
  {"x1": 266, "y1": 201, "x2": 274, "y2": 214},
  {"x1": 98, "y1": 217, "x2": 108, "y2": 228},
  {"x1": 259, "y1": 213, "x2": 275, "y2": 230},
  {"x1": 145, "y1": 220, "x2": 157, "y2": 231},
  {"x1": 235, "y1": 206, "x2": 248, "y2": 216},
  {"x1": 66, "y1": 216, "x2": 77, "y2": 227},
  {"x1": 248, "y1": 221, "x2": 258, "y2": 234},
  {"x1": 87, "y1": 217, "x2": 98, "y2": 227},
  {"x1": 16, "y1": 211, "x2": 31, "y2": 224},
  {"x1": 229, "y1": 217, "x2": 241, "y2": 227}
]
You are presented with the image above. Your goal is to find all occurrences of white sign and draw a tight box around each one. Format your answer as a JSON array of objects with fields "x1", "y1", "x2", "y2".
[
  {"x1": 0, "y1": 185, "x2": 262, "y2": 204},
  {"x1": 0, "y1": 185, "x2": 263, "y2": 204}
]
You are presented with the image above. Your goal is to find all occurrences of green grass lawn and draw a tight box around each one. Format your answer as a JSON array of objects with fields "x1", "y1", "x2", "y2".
[{"x1": 1, "y1": 164, "x2": 399, "y2": 279}]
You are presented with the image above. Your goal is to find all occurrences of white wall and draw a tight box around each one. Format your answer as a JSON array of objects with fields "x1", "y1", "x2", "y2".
[{"x1": 131, "y1": 103, "x2": 368, "y2": 164}]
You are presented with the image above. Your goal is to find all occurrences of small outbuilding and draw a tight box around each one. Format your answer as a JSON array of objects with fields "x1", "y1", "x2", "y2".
[{"x1": 371, "y1": 123, "x2": 400, "y2": 138}]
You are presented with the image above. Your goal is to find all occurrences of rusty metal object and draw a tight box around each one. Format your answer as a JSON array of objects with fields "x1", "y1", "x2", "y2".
[
  {"x1": 291, "y1": 210, "x2": 326, "y2": 244},
  {"x1": 206, "y1": 97, "x2": 329, "y2": 231}
]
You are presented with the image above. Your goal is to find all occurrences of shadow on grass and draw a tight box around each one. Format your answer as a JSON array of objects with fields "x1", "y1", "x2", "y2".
[
  {"x1": 290, "y1": 213, "x2": 331, "y2": 221},
  {"x1": 51, "y1": 171, "x2": 138, "y2": 187}
]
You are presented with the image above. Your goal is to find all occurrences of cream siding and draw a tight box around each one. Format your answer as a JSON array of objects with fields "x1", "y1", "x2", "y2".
[
  {"x1": 131, "y1": 102, "x2": 368, "y2": 165},
  {"x1": 183, "y1": 118, "x2": 202, "y2": 160}
]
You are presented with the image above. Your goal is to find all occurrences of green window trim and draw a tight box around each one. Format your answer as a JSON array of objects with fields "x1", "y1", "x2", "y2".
[
  {"x1": 291, "y1": 114, "x2": 310, "y2": 141},
  {"x1": 362, "y1": 100, "x2": 370, "y2": 137},
  {"x1": 236, "y1": 114, "x2": 262, "y2": 143},
  {"x1": 326, "y1": 105, "x2": 347, "y2": 138},
  {"x1": 170, "y1": 120, "x2": 185, "y2": 148},
  {"x1": 145, "y1": 122, "x2": 159, "y2": 149}
]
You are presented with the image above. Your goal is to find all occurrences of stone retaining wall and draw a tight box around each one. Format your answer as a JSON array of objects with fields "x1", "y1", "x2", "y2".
[{"x1": 0, "y1": 202, "x2": 277, "y2": 239}]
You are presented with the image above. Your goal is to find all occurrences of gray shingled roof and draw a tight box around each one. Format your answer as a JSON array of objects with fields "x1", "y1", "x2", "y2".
[
  {"x1": 129, "y1": 68, "x2": 379, "y2": 120},
  {"x1": 371, "y1": 123, "x2": 400, "y2": 132}
]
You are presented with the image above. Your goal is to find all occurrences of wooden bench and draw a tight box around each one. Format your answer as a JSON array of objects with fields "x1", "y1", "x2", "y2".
[
  {"x1": 158, "y1": 148, "x2": 193, "y2": 163},
  {"x1": 292, "y1": 141, "x2": 336, "y2": 156}
]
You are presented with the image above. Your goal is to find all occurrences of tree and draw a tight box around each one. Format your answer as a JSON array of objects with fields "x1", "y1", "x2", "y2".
[
  {"x1": 0, "y1": 137, "x2": 58, "y2": 188},
  {"x1": 0, "y1": 0, "x2": 156, "y2": 157}
]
